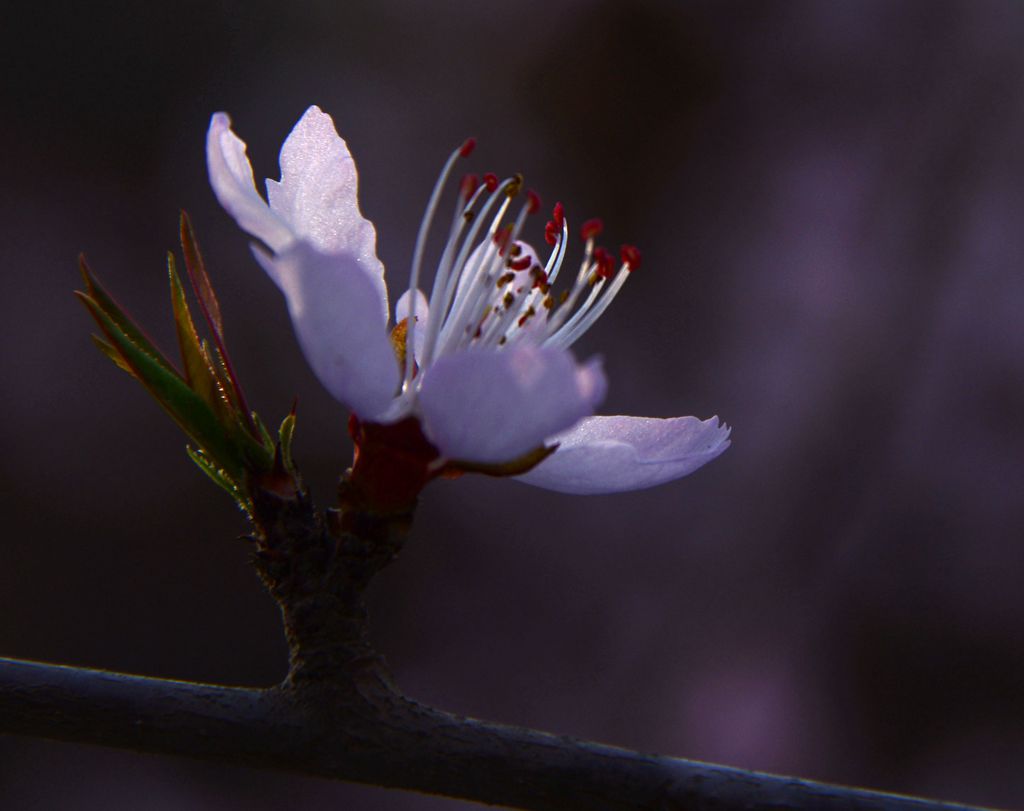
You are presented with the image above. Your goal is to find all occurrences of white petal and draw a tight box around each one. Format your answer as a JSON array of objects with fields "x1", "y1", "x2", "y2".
[
  {"x1": 417, "y1": 346, "x2": 606, "y2": 463},
  {"x1": 255, "y1": 243, "x2": 400, "y2": 420},
  {"x1": 206, "y1": 113, "x2": 294, "y2": 253},
  {"x1": 266, "y1": 106, "x2": 384, "y2": 279},
  {"x1": 515, "y1": 415, "x2": 731, "y2": 495}
]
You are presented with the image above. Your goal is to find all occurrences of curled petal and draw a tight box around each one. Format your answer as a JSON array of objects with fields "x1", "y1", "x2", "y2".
[
  {"x1": 254, "y1": 243, "x2": 400, "y2": 420},
  {"x1": 266, "y1": 106, "x2": 385, "y2": 276},
  {"x1": 209, "y1": 108, "x2": 389, "y2": 321},
  {"x1": 206, "y1": 113, "x2": 294, "y2": 253},
  {"x1": 418, "y1": 346, "x2": 606, "y2": 464},
  {"x1": 516, "y1": 415, "x2": 731, "y2": 495}
]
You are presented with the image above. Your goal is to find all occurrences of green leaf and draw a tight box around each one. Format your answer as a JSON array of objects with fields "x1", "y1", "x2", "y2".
[
  {"x1": 168, "y1": 253, "x2": 236, "y2": 421},
  {"x1": 250, "y1": 412, "x2": 276, "y2": 453},
  {"x1": 78, "y1": 257, "x2": 178, "y2": 379},
  {"x1": 186, "y1": 446, "x2": 253, "y2": 516},
  {"x1": 278, "y1": 409, "x2": 298, "y2": 477},
  {"x1": 78, "y1": 290, "x2": 255, "y2": 481},
  {"x1": 180, "y1": 211, "x2": 224, "y2": 340},
  {"x1": 180, "y1": 211, "x2": 254, "y2": 431},
  {"x1": 90, "y1": 334, "x2": 135, "y2": 376}
]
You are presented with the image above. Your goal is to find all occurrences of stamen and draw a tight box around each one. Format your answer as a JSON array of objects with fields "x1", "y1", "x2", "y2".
[
  {"x1": 543, "y1": 268, "x2": 605, "y2": 339},
  {"x1": 421, "y1": 177, "x2": 516, "y2": 367},
  {"x1": 403, "y1": 141, "x2": 474, "y2": 392},
  {"x1": 436, "y1": 190, "x2": 516, "y2": 354},
  {"x1": 543, "y1": 218, "x2": 570, "y2": 286},
  {"x1": 538, "y1": 235, "x2": 601, "y2": 338},
  {"x1": 401, "y1": 143, "x2": 640, "y2": 395},
  {"x1": 547, "y1": 260, "x2": 632, "y2": 350}
]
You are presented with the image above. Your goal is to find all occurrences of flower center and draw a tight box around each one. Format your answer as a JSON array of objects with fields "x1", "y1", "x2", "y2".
[{"x1": 401, "y1": 141, "x2": 642, "y2": 400}]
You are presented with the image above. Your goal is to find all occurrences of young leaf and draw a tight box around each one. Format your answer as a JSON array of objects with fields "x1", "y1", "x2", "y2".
[
  {"x1": 180, "y1": 211, "x2": 253, "y2": 430},
  {"x1": 278, "y1": 408, "x2": 298, "y2": 477},
  {"x1": 90, "y1": 335, "x2": 135, "y2": 376},
  {"x1": 78, "y1": 291, "x2": 255, "y2": 481},
  {"x1": 168, "y1": 253, "x2": 236, "y2": 421},
  {"x1": 186, "y1": 446, "x2": 252, "y2": 515},
  {"x1": 78, "y1": 257, "x2": 178, "y2": 379}
]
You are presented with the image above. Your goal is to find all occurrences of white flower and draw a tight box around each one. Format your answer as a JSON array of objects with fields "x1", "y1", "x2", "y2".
[{"x1": 207, "y1": 105, "x2": 729, "y2": 494}]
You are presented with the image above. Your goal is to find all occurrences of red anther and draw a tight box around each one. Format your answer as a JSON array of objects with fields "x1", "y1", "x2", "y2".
[
  {"x1": 493, "y1": 224, "x2": 513, "y2": 255},
  {"x1": 594, "y1": 246, "x2": 615, "y2": 279},
  {"x1": 459, "y1": 138, "x2": 477, "y2": 158},
  {"x1": 460, "y1": 173, "x2": 479, "y2": 201},
  {"x1": 580, "y1": 218, "x2": 604, "y2": 241},
  {"x1": 509, "y1": 254, "x2": 532, "y2": 271},
  {"x1": 526, "y1": 189, "x2": 541, "y2": 214},
  {"x1": 531, "y1": 269, "x2": 549, "y2": 289},
  {"x1": 552, "y1": 202, "x2": 565, "y2": 228},
  {"x1": 483, "y1": 173, "x2": 499, "y2": 191},
  {"x1": 544, "y1": 221, "x2": 559, "y2": 246},
  {"x1": 620, "y1": 244, "x2": 642, "y2": 271}
]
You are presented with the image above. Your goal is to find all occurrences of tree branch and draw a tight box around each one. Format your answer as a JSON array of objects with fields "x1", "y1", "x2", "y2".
[
  {"x1": 3, "y1": 473, "x2": 1001, "y2": 810},
  {"x1": 0, "y1": 656, "x2": 998, "y2": 811}
]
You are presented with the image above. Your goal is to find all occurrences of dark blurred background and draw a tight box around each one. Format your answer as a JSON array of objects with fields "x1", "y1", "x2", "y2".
[{"x1": 2, "y1": 0, "x2": 1023, "y2": 808}]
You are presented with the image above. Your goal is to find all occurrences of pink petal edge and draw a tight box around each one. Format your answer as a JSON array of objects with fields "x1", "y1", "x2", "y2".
[{"x1": 515, "y1": 415, "x2": 731, "y2": 494}]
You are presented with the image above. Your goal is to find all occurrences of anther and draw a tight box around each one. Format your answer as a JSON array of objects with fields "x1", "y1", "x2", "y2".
[
  {"x1": 460, "y1": 173, "x2": 479, "y2": 201},
  {"x1": 493, "y1": 224, "x2": 513, "y2": 255},
  {"x1": 620, "y1": 244, "x2": 642, "y2": 271},
  {"x1": 594, "y1": 246, "x2": 615, "y2": 279},
  {"x1": 544, "y1": 221, "x2": 560, "y2": 246},
  {"x1": 483, "y1": 173, "x2": 499, "y2": 192},
  {"x1": 580, "y1": 218, "x2": 604, "y2": 241},
  {"x1": 526, "y1": 189, "x2": 541, "y2": 214},
  {"x1": 506, "y1": 174, "x2": 524, "y2": 198},
  {"x1": 552, "y1": 202, "x2": 565, "y2": 228},
  {"x1": 459, "y1": 138, "x2": 477, "y2": 158}
]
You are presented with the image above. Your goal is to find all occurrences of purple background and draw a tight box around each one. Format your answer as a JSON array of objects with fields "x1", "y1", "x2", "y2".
[{"x1": 2, "y1": 1, "x2": 1023, "y2": 808}]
